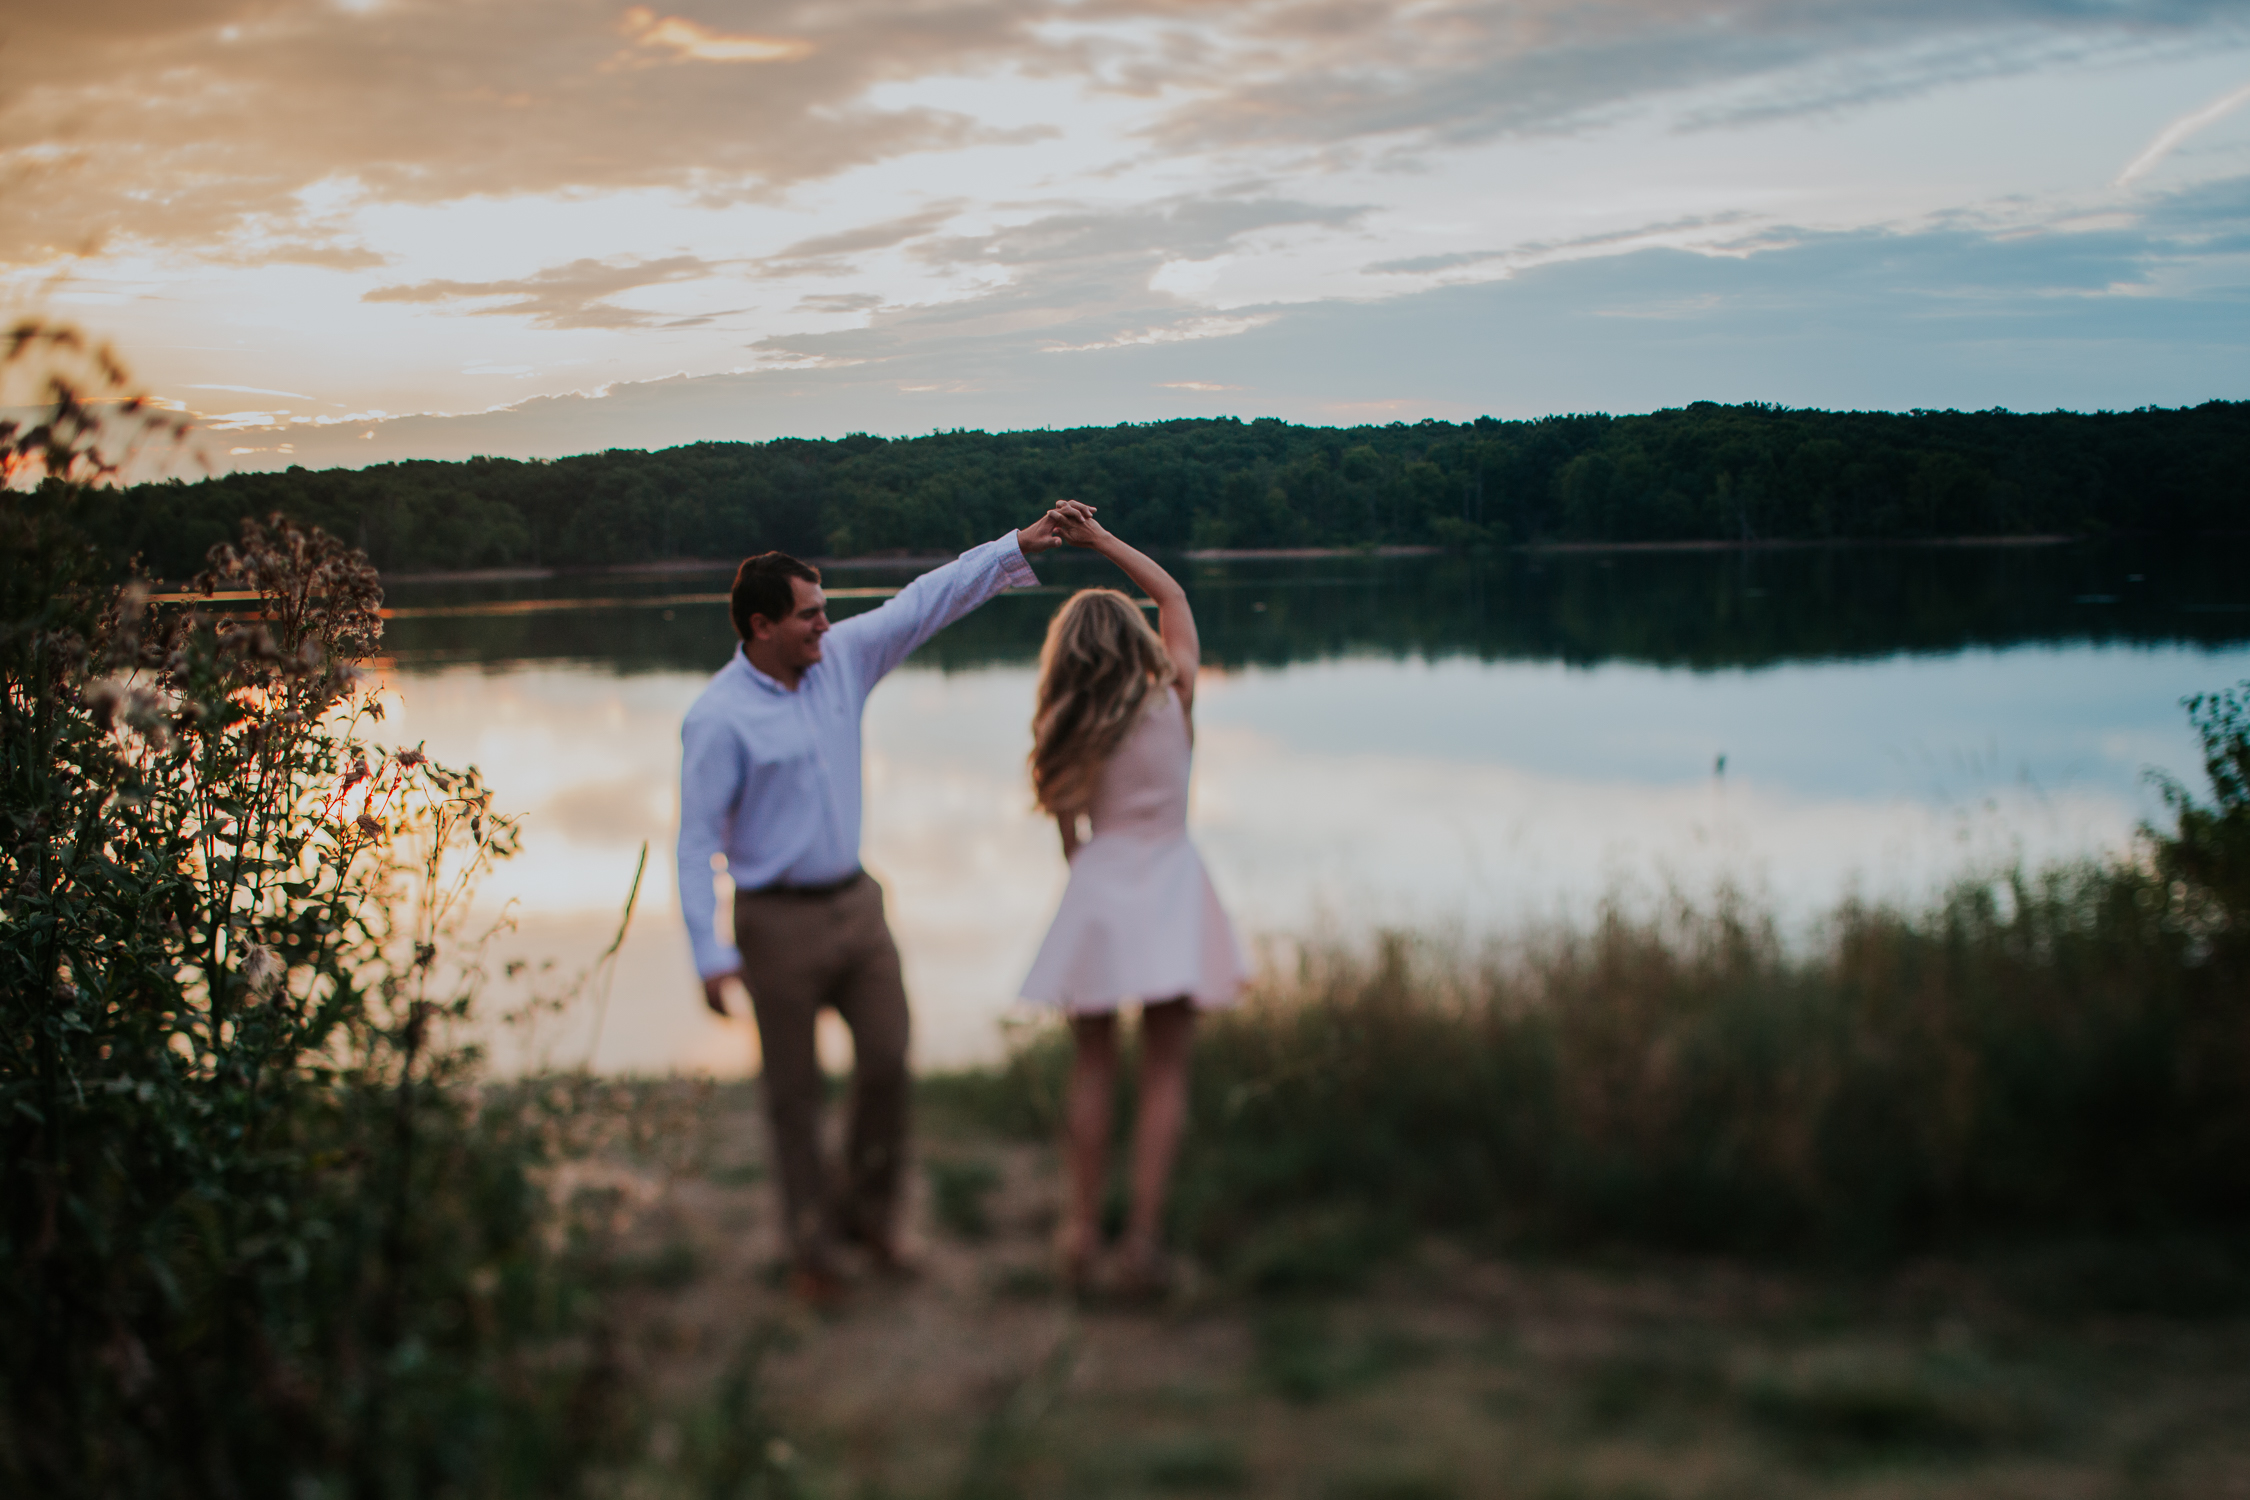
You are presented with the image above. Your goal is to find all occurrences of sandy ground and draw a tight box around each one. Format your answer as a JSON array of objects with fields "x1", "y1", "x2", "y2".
[{"x1": 574, "y1": 1082, "x2": 2250, "y2": 1500}]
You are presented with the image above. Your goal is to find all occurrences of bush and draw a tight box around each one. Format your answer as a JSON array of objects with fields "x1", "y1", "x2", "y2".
[
  {"x1": 2150, "y1": 679, "x2": 2250, "y2": 943},
  {"x1": 0, "y1": 331, "x2": 637, "y2": 1496}
]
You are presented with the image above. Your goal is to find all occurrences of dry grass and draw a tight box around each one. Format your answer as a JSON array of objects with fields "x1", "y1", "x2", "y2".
[
  {"x1": 950, "y1": 870, "x2": 2250, "y2": 1282},
  {"x1": 562, "y1": 1080, "x2": 2250, "y2": 1500}
]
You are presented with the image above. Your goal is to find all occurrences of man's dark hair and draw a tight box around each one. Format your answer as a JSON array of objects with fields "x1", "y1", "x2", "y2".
[{"x1": 730, "y1": 552, "x2": 821, "y2": 640}]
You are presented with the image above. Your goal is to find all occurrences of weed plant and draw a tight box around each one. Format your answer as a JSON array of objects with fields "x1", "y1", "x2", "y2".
[
  {"x1": 0, "y1": 327, "x2": 678, "y2": 1497},
  {"x1": 965, "y1": 691, "x2": 2250, "y2": 1291}
]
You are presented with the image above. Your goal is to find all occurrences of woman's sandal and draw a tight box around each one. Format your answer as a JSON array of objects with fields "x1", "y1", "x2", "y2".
[
  {"x1": 1054, "y1": 1226, "x2": 1098, "y2": 1299},
  {"x1": 1110, "y1": 1241, "x2": 1173, "y2": 1303}
]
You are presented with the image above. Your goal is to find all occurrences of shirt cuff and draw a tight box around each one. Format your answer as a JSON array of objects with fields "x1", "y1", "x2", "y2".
[
  {"x1": 997, "y1": 529, "x2": 1038, "y2": 589},
  {"x1": 695, "y1": 944, "x2": 742, "y2": 981}
]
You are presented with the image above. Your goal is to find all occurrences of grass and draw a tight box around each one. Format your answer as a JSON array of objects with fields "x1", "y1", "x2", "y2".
[
  {"x1": 942, "y1": 862, "x2": 2250, "y2": 1298},
  {"x1": 1138, "y1": 1434, "x2": 1248, "y2": 1489},
  {"x1": 208, "y1": 1068, "x2": 2236, "y2": 1500},
  {"x1": 927, "y1": 1156, "x2": 1004, "y2": 1241},
  {"x1": 664, "y1": 1077, "x2": 2250, "y2": 1493},
  {"x1": 1737, "y1": 1346, "x2": 2048, "y2": 1458},
  {"x1": 1253, "y1": 1308, "x2": 1435, "y2": 1404}
]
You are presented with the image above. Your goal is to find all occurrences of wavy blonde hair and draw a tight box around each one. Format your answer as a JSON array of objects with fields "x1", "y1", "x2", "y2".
[{"x1": 1030, "y1": 588, "x2": 1176, "y2": 815}]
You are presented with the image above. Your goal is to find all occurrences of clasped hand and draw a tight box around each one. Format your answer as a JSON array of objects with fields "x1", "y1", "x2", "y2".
[
  {"x1": 1018, "y1": 497, "x2": 1104, "y2": 554},
  {"x1": 1046, "y1": 498, "x2": 1104, "y2": 548}
]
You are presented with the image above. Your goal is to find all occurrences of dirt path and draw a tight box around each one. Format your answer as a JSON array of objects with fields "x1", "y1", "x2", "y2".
[{"x1": 579, "y1": 1083, "x2": 2250, "y2": 1499}]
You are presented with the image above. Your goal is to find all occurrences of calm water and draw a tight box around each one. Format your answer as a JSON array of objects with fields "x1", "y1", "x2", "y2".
[{"x1": 372, "y1": 540, "x2": 2250, "y2": 1073}]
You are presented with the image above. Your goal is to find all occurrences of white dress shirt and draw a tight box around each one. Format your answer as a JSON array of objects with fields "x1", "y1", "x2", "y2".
[{"x1": 676, "y1": 531, "x2": 1039, "y2": 979}]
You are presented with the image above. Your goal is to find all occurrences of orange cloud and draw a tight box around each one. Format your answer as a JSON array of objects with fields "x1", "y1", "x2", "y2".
[
  {"x1": 2, "y1": 0, "x2": 2224, "y2": 277},
  {"x1": 618, "y1": 6, "x2": 814, "y2": 64},
  {"x1": 0, "y1": 0, "x2": 1046, "y2": 267},
  {"x1": 363, "y1": 254, "x2": 727, "y2": 329}
]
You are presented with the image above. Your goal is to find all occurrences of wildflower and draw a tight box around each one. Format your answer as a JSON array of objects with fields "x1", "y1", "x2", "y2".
[
  {"x1": 241, "y1": 944, "x2": 284, "y2": 1001},
  {"x1": 82, "y1": 675, "x2": 126, "y2": 729},
  {"x1": 83, "y1": 674, "x2": 171, "y2": 747}
]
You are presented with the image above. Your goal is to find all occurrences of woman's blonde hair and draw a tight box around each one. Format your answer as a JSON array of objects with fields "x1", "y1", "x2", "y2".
[{"x1": 1030, "y1": 588, "x2": 1175, "y2": 814}]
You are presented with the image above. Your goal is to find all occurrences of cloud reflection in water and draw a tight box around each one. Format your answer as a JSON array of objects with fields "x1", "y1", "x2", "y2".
[{"x1": 371, "y1": 639, "x2": 2248, "y2": 1073}]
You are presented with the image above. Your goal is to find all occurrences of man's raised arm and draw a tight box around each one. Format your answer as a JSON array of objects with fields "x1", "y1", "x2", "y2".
[{"x1": 830, "y1": 511, "x2": 1070, "y2": 682}]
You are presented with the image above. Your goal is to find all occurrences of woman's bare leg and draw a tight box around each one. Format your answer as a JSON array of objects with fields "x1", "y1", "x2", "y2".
[
  {"x1": 1121, "y1": 998, "x2": 1196, "y2": 1275},
  {"x1": 1061, "y1": 1011, "x2": 1119, "y2": 1283}
]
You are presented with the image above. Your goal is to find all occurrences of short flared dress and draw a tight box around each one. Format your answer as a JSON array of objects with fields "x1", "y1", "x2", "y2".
[{"x1": 1020, "y1": 685, "x2": 1246, "y2": 1013}]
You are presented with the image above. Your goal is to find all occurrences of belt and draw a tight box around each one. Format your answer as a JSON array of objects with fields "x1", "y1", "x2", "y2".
[{"x1": 744, "y1": 869, "x2": 865, "y2": 900}]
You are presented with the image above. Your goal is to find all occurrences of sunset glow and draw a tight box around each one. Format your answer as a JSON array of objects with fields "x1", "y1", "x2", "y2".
[{"x1": 7, "y1": 2, "x2": 2248, "y2": 469}]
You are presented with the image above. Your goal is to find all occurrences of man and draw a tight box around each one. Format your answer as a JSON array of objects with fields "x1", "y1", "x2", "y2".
[{"x1": 678, "y1": 510, "x2": 1071, "y2": 1302}]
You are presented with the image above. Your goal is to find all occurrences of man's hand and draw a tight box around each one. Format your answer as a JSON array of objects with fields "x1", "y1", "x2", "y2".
[
  {"x1": 1018, "y1": 500, "x2": 1094, "y2": 555},
  {"x1": 703, "y1": 972, "x2": 742, "y2": 1017},
  {"x1": 1050, "y1": 499, "x2": 1106, "y2": 548}
]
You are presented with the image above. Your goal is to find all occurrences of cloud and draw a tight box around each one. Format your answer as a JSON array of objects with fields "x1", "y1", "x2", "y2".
[
  {"x1": 202, "y1": 177, "x2": 2250, "y2": 475},
  {"x1": 616, "y1": 6, "x2": 814, "y2": 65},
  {"x1": 203, "y1": 238, "x2": 389, "y2": 270},
  {"x1": 1368, "y1": 248, "x2": 1512, "y2": 276},
  {"x1": 1367, "y1": 213, "x2": 1760, "y2": 278},
  {"x1": 795, "y1": 292, "x2": 886, "y2": 314},
  {"x1": 187, "y1": 382, "x2": 315, "y2": 398},
  {"x1": 912, "y1": 195, "x2": 1367, "y2": 269},
  {"x1": 0, "y1": 0, "x2": 1057, "y2": 265},
  {"x1": 2119, "y1": 76, "x2": 2250, "y2": 185},
  {"x1": 738, "y1": 194, "x2": 1366, "y2": 377},
  {"x1": 771, "y1": 206, "x2": 967, "y2": 261},
  {"x1": 755, "y1": 205, "x2": 969, "y2": 276},
  {"x1": 362, "y1": 254, "x2": 728, "y2": 329},
  {"x1": 1117, "y1": 0, "x2": 2250, "y2": 158},
  {"x1": 1042, "y1": 314, "x2": 1276, "y2": 351},
  {"x1": 16, "y1": 0, "x2": 2240, "y2": 273}
]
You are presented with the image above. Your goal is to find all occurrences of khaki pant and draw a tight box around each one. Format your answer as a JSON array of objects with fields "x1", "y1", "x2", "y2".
[{"x1": 733, "y1": 875, "x2": 910, "y2": 1270}]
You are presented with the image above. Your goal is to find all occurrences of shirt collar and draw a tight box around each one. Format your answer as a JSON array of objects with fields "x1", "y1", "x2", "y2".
[{"x1": 731, "y1": 645, "x2": 815, "y2": 697}]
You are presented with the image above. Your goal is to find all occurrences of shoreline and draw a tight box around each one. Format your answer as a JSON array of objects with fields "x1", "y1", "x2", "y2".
[
  {"x1": 377, "y1": 533, "x2": 2100, "y2": 584},
  {"x1": 1517, "y1": 533, "x2": 2081, "y2": 555}
]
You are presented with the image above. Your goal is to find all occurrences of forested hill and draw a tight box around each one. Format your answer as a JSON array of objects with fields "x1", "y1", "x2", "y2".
[{"x1": 99, "y1": 400, "x2": 2250, "y2": 578}]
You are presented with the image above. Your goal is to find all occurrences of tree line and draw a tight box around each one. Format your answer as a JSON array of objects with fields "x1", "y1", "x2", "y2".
[{"x1": 93, "y1": 400, "x2": 2250, "y2": 578}]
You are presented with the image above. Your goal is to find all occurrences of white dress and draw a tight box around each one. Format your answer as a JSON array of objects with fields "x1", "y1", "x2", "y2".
[{"x1": 1020, "y1": 686, "x2": 1246, "y2": 1013}]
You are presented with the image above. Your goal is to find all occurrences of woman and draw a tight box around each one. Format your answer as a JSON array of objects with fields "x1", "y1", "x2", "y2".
[{"x1": 1020, "y1": 501, "x2": 1246, "y2": 1294}]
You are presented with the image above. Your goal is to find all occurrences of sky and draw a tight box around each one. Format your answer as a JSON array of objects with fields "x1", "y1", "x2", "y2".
[{"x1": 8, "y1": 0, "x2": 2250, "y2": 471}]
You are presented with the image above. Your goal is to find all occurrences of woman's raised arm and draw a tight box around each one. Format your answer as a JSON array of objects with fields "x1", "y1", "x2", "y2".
[{"x1": 1050, "y1": 501, "x2": 1199, "y2": 712}]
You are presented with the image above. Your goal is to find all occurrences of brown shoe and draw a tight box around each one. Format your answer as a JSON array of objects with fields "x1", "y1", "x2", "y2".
[
  {"x1": 857, "y1": 1233, "x2": 924, "y2": 1282},
  {"x1": 787, "y1": 1264, "x2": 850, "y2": 1310},
  {"x1": 840, "y1": 1212, "x2": 921, "y2": 1281}
]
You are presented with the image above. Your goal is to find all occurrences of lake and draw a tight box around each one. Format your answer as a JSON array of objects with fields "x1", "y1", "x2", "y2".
[{"x1": 370, "y1": 538, "x2": 2250, "y2": 1075}]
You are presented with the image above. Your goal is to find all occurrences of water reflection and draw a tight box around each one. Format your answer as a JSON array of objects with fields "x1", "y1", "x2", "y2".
[
  {"x1": 371, "y1": 542, "x2": 2250, "y2": 1073},
  {"x1": 383, "y1": 538, "x2": 2250, "y2": 674}
]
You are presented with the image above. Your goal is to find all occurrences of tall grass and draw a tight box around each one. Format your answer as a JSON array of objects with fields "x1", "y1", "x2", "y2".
[{"x1": 967, "y1": 724, "x2": 2250, "y2": 1285}]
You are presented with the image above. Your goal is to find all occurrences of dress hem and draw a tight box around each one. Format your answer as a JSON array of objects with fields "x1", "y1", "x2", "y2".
[{"x1": 1027, "y1": 988, "x2": 1244, "y2": 1016}]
